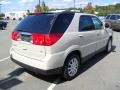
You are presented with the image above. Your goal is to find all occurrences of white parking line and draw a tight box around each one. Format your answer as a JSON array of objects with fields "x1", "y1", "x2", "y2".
[
  {"x1": 0, "y1": 57, "x2": 10, "y2": 62},
  {"x1": 47, "y1": 78, "x2": 60, "y2": 90}
]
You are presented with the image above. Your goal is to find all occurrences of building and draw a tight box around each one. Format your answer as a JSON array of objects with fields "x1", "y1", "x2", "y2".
[{"x1": 4, "y1": 11, "x2": 27, "y2": 20}]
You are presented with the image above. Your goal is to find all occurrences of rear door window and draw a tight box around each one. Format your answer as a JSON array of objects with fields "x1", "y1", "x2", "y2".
[
  {"x1": 15, "y1": 14, "x2": 55, "y2": 34},
  {"x1": 50, "y1": 13, "x2": 74, "y2": 33},
  {"x1": 79, "y1": 15, "x2": 94, "y2": 31},
  {"x1": 106, "y1": 15, "x2": 111, "y2": 19}
]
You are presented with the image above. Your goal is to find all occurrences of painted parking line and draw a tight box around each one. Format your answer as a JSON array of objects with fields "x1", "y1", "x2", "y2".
[
  {"x1": 0, "y1": 57, "x2": 10, "y2": 62},
  {"x1": 47, "y1": 78, "x2": 60, "y2": 90}
]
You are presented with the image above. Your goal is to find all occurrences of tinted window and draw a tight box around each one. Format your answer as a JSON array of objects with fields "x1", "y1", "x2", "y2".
[
  {"x1": 0, "y1": 17, "x2": 4, "y2": 20},
  {"x1": 50, "y1": 13, "x2": 74, "y2": 33},
  {"x1": 15, "y1": 14, "x2": 55, "y2": 34},
  {"x1": 117, "y1": 15, "x2": 120, "y2": 19},
  {"x1": 92, "y1": 16, "x2": 103, "y2": 30},
  {"x1": 79, "y1": 15, "x2": 94, "y2": 31},
  {"x1": 106, "y1": 15, "x2": 111, "y2": 19},
  {"x1": 110, "y1": 15, "x2": 117, "y2": 20}
]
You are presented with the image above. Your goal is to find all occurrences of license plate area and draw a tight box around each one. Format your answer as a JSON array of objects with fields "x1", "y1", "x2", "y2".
[{"x1": 19, "y1": 33, "x2": 32, "y2": 42}]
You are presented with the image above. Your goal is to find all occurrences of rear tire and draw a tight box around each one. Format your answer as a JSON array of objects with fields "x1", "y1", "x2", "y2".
[{"x1": 62, "y1": 53, "x2": 80, "y2": 80}]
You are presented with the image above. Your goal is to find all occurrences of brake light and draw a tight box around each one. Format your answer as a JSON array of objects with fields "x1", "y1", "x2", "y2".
[
  {"x1": 12, "y1": 31, "x2": 19, "y2": 41},
  {"x1": 32, "y1": 34, "x2": 45, "y2": 45},
  {"x1": 32, "y1": 33, "x2": 63, "y2": 46},
  {"x1": 34, "y1": 12, "x2": 42, "y2": 15},
  {"x1": 45, "y1": 33, "x2": 63, "y2": 46}
]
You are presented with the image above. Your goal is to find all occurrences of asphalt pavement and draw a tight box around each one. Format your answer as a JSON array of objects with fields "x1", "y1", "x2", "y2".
[{"x1": 0, "y1": 21, "x2": 120, "y2": 90}]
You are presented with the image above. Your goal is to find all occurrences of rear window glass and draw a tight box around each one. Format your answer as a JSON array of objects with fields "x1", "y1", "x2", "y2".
[
  {"x1": 50, "y1": 13, "x2": 74, "y2": 33},
  {"x1": 15, "y1": 14, "x2": 55, "y2": 34}
]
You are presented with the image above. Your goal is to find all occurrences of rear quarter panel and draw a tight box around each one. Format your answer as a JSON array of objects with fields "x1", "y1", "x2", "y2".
[{"x1": 45, "y1": 13, "x2": 84, "y2": 59}]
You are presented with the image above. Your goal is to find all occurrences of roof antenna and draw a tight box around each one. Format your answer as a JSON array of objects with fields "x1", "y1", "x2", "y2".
[
  {"x1": 39, "y1": 0, "x2": 41, "y2": 12},
  {"x1": 74, "y1": 0, "x2": 75, "y2": 12}
]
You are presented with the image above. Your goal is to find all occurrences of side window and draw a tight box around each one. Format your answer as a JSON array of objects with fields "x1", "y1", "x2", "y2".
[
  {"x1": 110, "y1": 15, "x2": 117, "y2": 20},
  {"x1": 51, "y1": 13, "x2": 74, "y2": 33},
  {"x1": 79, "y1": 15, "x2": 94, "y2": 31},
  {"x1": 106, "y1": 15, "x2": 111, "y2": 19},
  {"x1": 117, "y1": 15, "x2": 120, "y2": 20},
  {"x1": 92, "y1": 16, "x2": 103, "y2": 30}
]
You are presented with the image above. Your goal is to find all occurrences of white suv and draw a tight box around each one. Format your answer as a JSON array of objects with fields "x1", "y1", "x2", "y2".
[{"x1": 10, "y1": 12, "x2": 113, "y2": 80}]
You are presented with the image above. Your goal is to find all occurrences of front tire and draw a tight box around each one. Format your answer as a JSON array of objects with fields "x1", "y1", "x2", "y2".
[
  {"x1": 106, "y1": 38, "x2": 112, "y2": 53},
  {"x1": 62, "y1": 53, "x2": 80, "y2": 80},
  {"x1": 1, "y1": 26, "x2": 4, "y2": 30}
]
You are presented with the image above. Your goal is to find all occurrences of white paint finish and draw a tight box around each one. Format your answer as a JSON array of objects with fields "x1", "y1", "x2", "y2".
[{"x1": 12, "y1": 40, "x2": 46, "y2": 60}]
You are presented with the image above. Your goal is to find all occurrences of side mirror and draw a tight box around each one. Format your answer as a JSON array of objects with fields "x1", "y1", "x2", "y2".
[{"x1": 105, "y1": 22, "x2": 111, "y2": 28}]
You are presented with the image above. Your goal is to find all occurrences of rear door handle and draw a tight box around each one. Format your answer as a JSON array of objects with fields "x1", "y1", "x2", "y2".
[{"x1": 78, "y1": 35, "x2": 84, "y2": 37}]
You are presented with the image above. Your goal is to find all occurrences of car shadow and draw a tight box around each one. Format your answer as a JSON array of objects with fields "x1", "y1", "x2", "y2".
[
  {"x1": 78, "y1": 45, "x2": 116, "y2": 75},
  {"x1": 113, "y1": 29, "x2": 120, "y2": 32},
  {"x1": 26, "y1": 70, "x2": 60, "y2": 83},
  {"x1": 0, "y1": 68, "x2": 25, "y2": 90},
  {"x1": 59, "y1": 45, "x2": 116, "y2": 83},
  {"x1": 0, "y1": 28, "x2": 7, "y2": 31},
  {"x1": 0, "y1": 45, "x2": 116, "y2": 89}
]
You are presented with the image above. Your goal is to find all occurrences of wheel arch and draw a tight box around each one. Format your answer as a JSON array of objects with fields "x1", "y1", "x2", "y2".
[
  {"x1": 64, "y1": 50, "x2": 82, "y2": 66},
  {"x1": 109, "y1": 36, "x2": 113, "y2": 41}
]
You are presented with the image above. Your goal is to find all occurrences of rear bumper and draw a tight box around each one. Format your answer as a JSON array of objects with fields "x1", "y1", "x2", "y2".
[
  {"x1": 10, "y1": 48, "x2": 65, "y2": 75},
  {"x1": 11, "y1": 56, "x2": 62, "y2": 75}
]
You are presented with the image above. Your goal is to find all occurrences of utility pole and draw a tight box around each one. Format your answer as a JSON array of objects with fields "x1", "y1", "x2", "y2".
[
  {"x1": 0, "y1": 4, "x2": 2, "y2": 13},
  {"x1": 39, "y1": 0, "x2": 41, "y2": 12},
  {"x1": 39, "y1": 0, "x2": 41, "y2": 6},
  {"x1": 74, "y1": 0, "x2": 75, "y2": 11}
]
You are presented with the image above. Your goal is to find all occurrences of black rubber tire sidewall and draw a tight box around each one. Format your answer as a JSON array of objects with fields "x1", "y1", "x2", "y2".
[
  {"x1": 62, "y1": 54, "x2": 80, "y2": 80},
  {"x1": 106, "y1": 39, "x2": 112, "y2": 53}
]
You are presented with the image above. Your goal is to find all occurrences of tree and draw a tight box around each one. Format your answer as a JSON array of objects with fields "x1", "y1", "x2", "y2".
[
  {"x1": 84, "y1": 2, "x2": 94, "y2": 14},
  {"x1": 35, "y1": 4, "x2": 41, "y2": 12},
  {"x1": 26, "y1": 9, "x2": 30, "y2": 15},
  {"x1": 95, "y1": 3, "x2": 120, "y2": 16},
  {"x1": 0, "y1": 13, "x2": 5, "y2": 18},
  {"x1": 34, "y1": 1, "x2": 49, "y2": 13}
]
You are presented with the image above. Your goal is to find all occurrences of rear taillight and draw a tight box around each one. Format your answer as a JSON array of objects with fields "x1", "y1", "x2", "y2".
[
  {"x1": 12, "y1": 31, "x2": 19, "y2": 41},
  {"x1": 32, "y1": 34, "x2": 45, "y2": 45},
  {"x1": 32, "y1": 33, "x2": 63, "y2": 46},
  {"x1": 45, "y1": 33, "x2": 63, "y2": 46}
]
